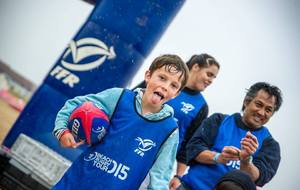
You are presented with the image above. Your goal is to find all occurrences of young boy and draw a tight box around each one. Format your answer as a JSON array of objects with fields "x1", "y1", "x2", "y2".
[{"x1": 52, "y1": 54, "x2": 189, "y2": 190}]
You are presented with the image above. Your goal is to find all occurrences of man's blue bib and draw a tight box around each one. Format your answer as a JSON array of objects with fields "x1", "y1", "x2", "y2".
[
  {"x1": 53, "y1": 89, "x2": 177, "y2": 190},
  {"x1": 167, "y1": 91, "x2": 205, "y2": 148},
  {"x1": 182, "y1": 114, "x2": 270, "y2": 190}
]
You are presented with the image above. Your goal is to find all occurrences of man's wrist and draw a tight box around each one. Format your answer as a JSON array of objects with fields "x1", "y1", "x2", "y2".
[
  {"x1": 213, "y1": 152, "x2": 221, "y2": 164},
  {"x1": 240, "y1": 155, "x2": 253, "y2": 164}
]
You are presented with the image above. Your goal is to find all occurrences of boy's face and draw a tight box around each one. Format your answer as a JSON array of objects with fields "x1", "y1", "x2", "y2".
[{"x1": 144, "y1": 66, "x2": 182, "y2": 108}]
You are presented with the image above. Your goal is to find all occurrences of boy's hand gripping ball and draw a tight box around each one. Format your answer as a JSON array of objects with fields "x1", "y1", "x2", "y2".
[{"x1": 67, "y1": 101, "x2": 110, "y2": 145}]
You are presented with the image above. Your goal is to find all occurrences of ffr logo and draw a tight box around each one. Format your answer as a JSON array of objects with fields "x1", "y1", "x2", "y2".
[{"x1": 50, "y1": 38, "x2": 116, "y2": 87}]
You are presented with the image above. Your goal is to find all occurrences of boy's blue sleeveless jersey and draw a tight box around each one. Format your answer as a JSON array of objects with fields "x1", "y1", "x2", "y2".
[
  {"x1": 167, "y1": 91, "x2": 205, "y2": 147},
  {"x1": 53, "y1": 90, "x2": 177, "y2": 190},
  {"x1": 182, "y1": 114, "x2": 270, "y2": 190}
]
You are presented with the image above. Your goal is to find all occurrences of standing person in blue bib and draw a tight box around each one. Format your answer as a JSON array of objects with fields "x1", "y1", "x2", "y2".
[
  {"x1": 134, "y1": 54, "x2": 220, "y2": 189},
  {"x1": 52, "y1": 54, "x2": 189, "y2": 190},
  {"x1": 168, "y1": 54, "x2": 220, "y2": 189},
  {"x1": 176, "y1": 82, "x2": 283, "y2": 190}
]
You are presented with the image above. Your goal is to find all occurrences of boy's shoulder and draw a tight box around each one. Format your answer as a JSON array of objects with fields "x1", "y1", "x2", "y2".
[
  {"x1": 101, "y1": 87, "x2": 124, "y2": 94},
  {"x1": 96, "y1": 87, "x2": 125, "y2": 100}
]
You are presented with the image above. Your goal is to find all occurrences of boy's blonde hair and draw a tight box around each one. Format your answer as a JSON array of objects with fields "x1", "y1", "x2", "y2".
[{"x1": 148, "y1": 54, "x2": 189, "y2": 91}]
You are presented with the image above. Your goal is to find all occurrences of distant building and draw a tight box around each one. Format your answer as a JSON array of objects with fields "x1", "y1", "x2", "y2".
[
  {"x1": 0, "y1": 60, "x2": 37, "y2": 111},
  {"x1": 0, "y1": 60, "x2": 36, "y2": 102}
]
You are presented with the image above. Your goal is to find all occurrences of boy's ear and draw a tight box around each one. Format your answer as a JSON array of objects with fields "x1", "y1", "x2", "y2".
[{"x1": 144, "y1": 70, "x2": 151, "y2": 83}]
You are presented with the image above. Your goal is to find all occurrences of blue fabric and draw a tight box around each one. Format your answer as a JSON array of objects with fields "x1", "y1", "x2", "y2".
[
  {"x1": 90, "y1": 0, "x2": 185, "y2": 56},
  {"x1": 167, "y1": 91, "x2": 205, "y2": 150},
  {"x1": 182, "y1": 114, "x2": 270, "y2": 190}
]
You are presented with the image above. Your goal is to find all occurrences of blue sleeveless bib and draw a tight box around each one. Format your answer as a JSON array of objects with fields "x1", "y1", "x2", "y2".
[
  {"x1": 167, "y1": 91, "x2": 205, "y2": 148},
  {"x1": 53, "y1": 89, "x2": 177, "y2": 190}
]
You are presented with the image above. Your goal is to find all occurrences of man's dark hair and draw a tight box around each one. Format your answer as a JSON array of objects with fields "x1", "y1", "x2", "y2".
[{"x1": 242, "y1": 82, "x2": 283, "y2": 112}]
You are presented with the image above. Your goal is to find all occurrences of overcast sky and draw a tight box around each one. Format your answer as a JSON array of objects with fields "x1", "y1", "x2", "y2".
[{"x1": 0, "y1": 0, "x2": 300, "y2": 189}]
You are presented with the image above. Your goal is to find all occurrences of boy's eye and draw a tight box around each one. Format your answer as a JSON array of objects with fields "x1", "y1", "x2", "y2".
[
  {"x1": 171, "y1": 83, "x2": 179, "y2": 89},
  {"x1": 159, "y1": 75, "x2": 165, "y2": 80}
]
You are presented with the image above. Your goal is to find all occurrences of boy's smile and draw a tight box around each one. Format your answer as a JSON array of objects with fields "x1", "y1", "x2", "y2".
[{"x1": 142, "y1": 66, "x2": 182, "y2": 113}]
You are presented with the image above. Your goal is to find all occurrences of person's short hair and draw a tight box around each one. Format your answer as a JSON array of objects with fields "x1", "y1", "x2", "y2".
[
  {"x1": 148, "y1": 54, "x2": 189, "y2": 91},
  {"x1": 215, "y1": 170, "x2": 256, "y2": 190},
  {"x1": 242, "y1": 82, "x2": 283, "y2": 112},
  {"x1": 186, "y1": 53, "x2": 220, "y2": 70}
]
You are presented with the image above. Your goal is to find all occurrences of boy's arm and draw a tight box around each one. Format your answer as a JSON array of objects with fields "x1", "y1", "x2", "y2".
[
  {"x1": 53, "y1": 87, "x2": 123, "y2": 141},
  {"x1": 146, "y1": 129, "x2": 179, "y2": 190}
]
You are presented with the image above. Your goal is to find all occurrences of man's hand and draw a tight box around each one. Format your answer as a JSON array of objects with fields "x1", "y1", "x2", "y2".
[
  {"x1": 240, "y1": 131, "x2": 258, "y2": 160},
  {"x1": 218, "y1": 146, "x2": 241, "y2": 164},
  {"x1": 60, "y1": 131, "x2": 84, "y2": 148}
]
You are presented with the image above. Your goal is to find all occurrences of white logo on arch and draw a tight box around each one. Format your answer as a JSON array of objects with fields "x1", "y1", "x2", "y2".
[{"x1": 61, "y1": 38, "x2": 116, "y2": 71}]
